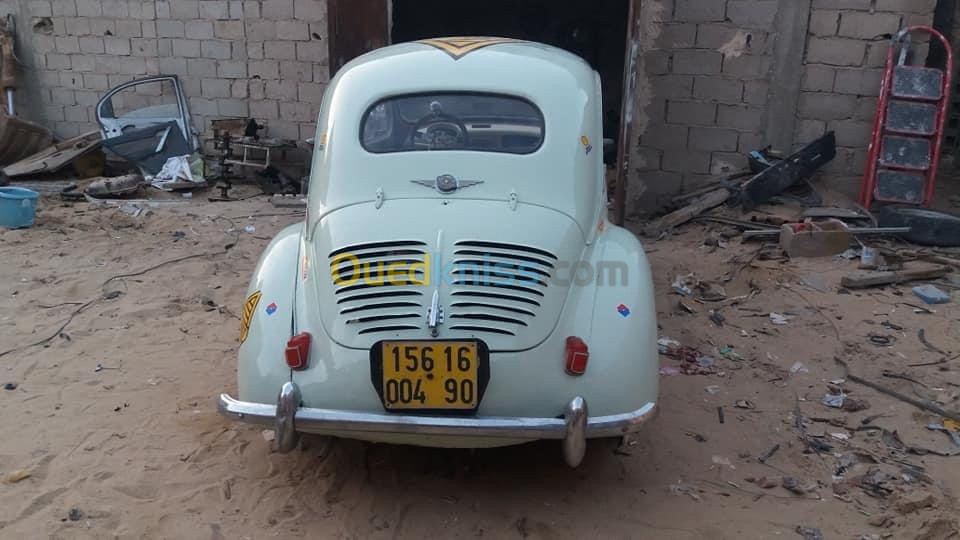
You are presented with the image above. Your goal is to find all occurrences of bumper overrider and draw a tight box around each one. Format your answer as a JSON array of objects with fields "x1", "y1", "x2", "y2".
[{"x1": 218, "y1": 382, "x2": 658, "y2": 467}]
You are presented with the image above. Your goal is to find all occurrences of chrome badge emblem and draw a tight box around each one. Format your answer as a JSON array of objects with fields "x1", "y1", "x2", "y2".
[{"x1": 412, "y1": 174, "x2": 484, "y2": 194}]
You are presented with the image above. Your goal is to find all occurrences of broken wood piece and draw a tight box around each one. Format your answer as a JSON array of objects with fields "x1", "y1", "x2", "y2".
[
  {"x1": 644, "y1": 187, "x2": 730, "y2": 237},
  {"x1": 840, "y1": 264, "x2": 951, "y2": 289},
  {"x1": 1, "y1": 131, "x2": 102, "y2": 177}
]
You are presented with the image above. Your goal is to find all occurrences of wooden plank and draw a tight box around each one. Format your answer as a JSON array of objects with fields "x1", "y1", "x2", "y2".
[
  {"x1": 327, "y1": 0, "x2": 389, "y2": 77},
  {"x1": 643, "y1": 187, "x2": 729, "y2": 237},
  {"x1": 612, "y1": 0, "x2": 641, "y2": 226},
  {"x1": 2, "y1": 131, "x2": 102, "y2": 177},
  {"x1": 840, "y1": 264, "x2": 951, "y2": 289}
]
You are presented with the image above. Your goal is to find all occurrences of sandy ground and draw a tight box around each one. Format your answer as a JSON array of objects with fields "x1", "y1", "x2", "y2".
[{"x1": 1, "y1": 193, "x2": 959, "y2": 539}]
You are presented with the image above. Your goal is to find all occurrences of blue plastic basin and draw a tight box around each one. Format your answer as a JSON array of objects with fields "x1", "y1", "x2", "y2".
[{"x1": 0, "y1": 187, "x2": 39, "y2": 229}]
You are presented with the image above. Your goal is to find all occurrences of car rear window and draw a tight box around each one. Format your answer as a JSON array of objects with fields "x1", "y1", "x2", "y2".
[{"x1": 361, "y1": 93, "x2": 544, "y2": 154}]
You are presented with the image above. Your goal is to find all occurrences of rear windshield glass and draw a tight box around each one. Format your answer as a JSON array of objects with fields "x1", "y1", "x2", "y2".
[{"x1": 361, "y1": 93, "x2": 544, "y2": 154}]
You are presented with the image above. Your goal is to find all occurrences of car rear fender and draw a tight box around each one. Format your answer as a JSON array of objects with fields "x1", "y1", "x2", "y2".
[{"x1": 237, "y1": 222, "x2": 302, "y2": 405}]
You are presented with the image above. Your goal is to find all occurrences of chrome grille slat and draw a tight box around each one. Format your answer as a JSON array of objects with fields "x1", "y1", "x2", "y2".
[
  {"x1": 449, "y1": 268, "x2": 548, "y2": 287},
  {"x1": 453, "y1": 249, "x2": 555, "y2": 269},
  {"x1": 454, "y1": 241, "x2": 558, "y2": 261},
  {"x1": 451, "y1": 280, "x2": 545, "y2": 297},
  {"x1": 449, "y1": 325, "x2": 516, "y2": 336},
  {"x1": 450, "y1": 313, "x2": 528, "y2": 326},
  {"x1": 358, "y1": 325, "x2": 420, "y2": 335},
  {"x1": 345, "y1": 313, "x2": 420, "y2": 325},
  {"x1": 329, "y1": 240, "x2": 428, "y2": 258},
  {"x1": 450, "y1": 290, "x2": 541, "y2": 306},
  {"x1": 451, "y1": 258, "x2": 552, "y2": 278},
  {"x1": 340, "y1": 301, "x2": 422, "y2": 315},
  {"x1": 450, "y1": 301, "x2": 536, "y2": 317},
  {"x1": 337, "y1": 290, "x2": 423, "y2": 305}
]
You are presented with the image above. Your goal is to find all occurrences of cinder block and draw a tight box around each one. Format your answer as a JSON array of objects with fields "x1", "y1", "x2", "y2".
[
  {"x1": 726, "y1": 1, "x2": 779, "y2": 29},
  {"x1": 280, "y1": 61, "x2": 311, "y2": 82},
  {"x1": 51, "y1": 87, "x2": 75, "y2": 105},
  {"x1": 313, "y1": 63, "x2": 330, "y2": 83},
  {"x1": 673, "y1": 50, "x2": 723, "y2": 75},
  {"x1": 118, "y1": 56, "x2": 147, "y2": 75},
  {"x1": 710, "y1": 152, "x2": 748, "y2": 174},
  {"x1": 116, "y1": 20, "x2": 142, "y2": 37},
  {"x1": 276, "y1": 20, "x2": 309, "y2": 41},
  {"x1": 833, "y1": 68, "x2": 883, "y2": 96},
  {"x1": 658, "y1": 23, "x2": 697, "y2": 49},
  {"x1": 245, "y1": 20, "x2": 276, "y2": 41},
  {"x1": 157, "y1": 38, "x2": 172, "y2": 56},
  {"x1": 214, "y1": 20, "x2": 244, "y2": 40},
  {"x1": 634, "y1": 147, "x2": 662, "y2": 171},
  {"x1": 158, "y1": 57, "x2": 187, "y2": 74},
  {"x1": 854, "y1": 96, "x2": 879, "y2": 121},
  {"x1": 801, "y1": 65, "x2": 835, "y2": 92},
  {"x1": 190, "y1": 97, "x2": 219, "y2": 115},
  {"x1": 280, "y1": 101, "x2": 313, "y2": 122},
  {"x1": 674, "y1": 0, "x2": 725, "y2": 22},
  {"x1": 101, "y1": 0, "x2": 127, "y2": 17},
  {"x1": 829, "y1": 119, "x2": 872, "y2": 147},
  {"x1": 231, "y1": 80, "x2": 247, "y2": 98},
  {"x1": 51, "y1": 0, "x2": 76, "y2": 17},
  {"x1": 229, "y1": 1, "x2": 244, "y2": 19},
  {"x1": 293, "y1": 0, "x2": 324, "y2": 22},
  {"x1": 267, "y1": 120, "x2": 300, "y2": 140},
  {"x1": 722, "y1": 54, "x2": 771, "y2": 79},
  {"x1": 696, "y1": 24, "x2": 739, "y2": 49},
  {"x1": 250, "y1": 99, "x2": 279, "y2": 120},
  {"x1": 185, "y1": 21, "x2": 213, "y2": 39},
  {"x1": 187, "y1": 58, "x2": 216, "y2": 75},
  {"x1": 218, "y1": 98, "x2": 248, "y2": 116},
  {"x1": 29, "y1": 1, "x2": 52, "y2": 17},
  {"x1": 249, "y1": 79, "x2": 266, "y2": 100},
  {"x1": 296, "y1": 40, "x2": 325, "y2": 62},
  {"x1": 104, "y1": 37, "x2": 131, "y2": 56},
  {"x1": 265, "y1": 41, "x2": 296, "y2": 60},
  {"x1": 716, "y1": 104, "x2": 763, "y2": 131},
  {"x1": 250, "y1": 60, "x2": 280, "y2": 80},
  {"x1": 142, "y1": 21, "x2": 156, "y2": 38},
  {"x1": 689, "y1": 126, "x2": 738, "y2": 152},
  {"x1": 201, "y1": 78, "x2": 231, "y2": 98},
  {"x1": 55, "y1": 35, "x2": 80, "y2": 53},
  {"x1": 874, "y1": 0, "x2": 936, "y2": 13},
  {"x1": 155, "y1": 0, "x2": 171, "y2": 18},
  {"x1": 65, "y1": 17, "x2": 91, "y2": 36},
  {"x1": 693, "y1": 77, "x2": 743, "y2": 103},
  {"x1": 265, "y1": 78, "x2": 297, "y2": 100},
  {"x1": 64, "y1": 105, "x2": 88, "y2": 122},
  {"x1": 811, "y1": 0, "x2": 870, "y2": 8},
  {"x1": 797, "y1": 92, "x2": 858, "y2": 121},
  {"x1": 201, "y1": 40, "x2": 231, "y2": 59},
  {"x1": 200, "y1": 0, "x2": 228, "y2": 19},
  {"x1": 808, "y1": 10, "x2": 839, "y2": 36},
  {"x1": 70, "y1": 54, "x2": 94, "y2": 72},
  {"x1": 662, "y1": 148, "x2": 711, "y2": 173},
  {"x1": 33, "y1": 35, "x2": 57, "y2": 54},
  {"x1": 45, "y1": 53, "x2": 72, "y2": 70},
  {"x1": 743, "y1": 80, "x2": 769, "y2": 105},
  {"x1": 78, "y1": 36, "x2": 104, "y2": 54},
  {"x1": 247, "y1": 42, "x2": 264, "y2": 60},
  {"x1": 130, "y1": 2, "x2": 155, "y2": 20},
  {"x1": 838, "y1": 12, "x2": 902, "y2": 39},
  {"x1": 262, "y1": 0, "x2": 294, "y2": 20},
  {"x1": 172, "y1": 39, "x2": 201, "y2": 58},
  {"x1": 218, "y1": 60, "x2": 247, "y2": 78},
  {"x1": 651, "y1": 75, "x2": 694, "y2": 100},
  {"x1": 44, "y1": 105, "x2": 65, "y2": 122},
  {"x1": 298, "y1": 82, "x2": 325, "y2": 103},
  {"x1": 666, "y1": 100, "x2": 717, "y2": 126},
  {"x1": 644, "y1": 51, "x2": 670, "y2": 75},
  {"x1": 171, "y1": 0, "x2": 199, "y2": 18},
  {"x1": 738, "y1": 131, "x2": 764, "y2": 153},
  {"x1": 90, "y1": 19, "x2": 116, "y2": 36},
  {"x1": 806, "y1": 37, "x2": 866, "y2": 67},
  {"x1": 54, "y1": 121, "x2": 84, "y2": 137},
  {"x1": 135, "y1": 41, "x2": 163, "y2": 58},
  {"x1": 75, "y1": 0, "x2": 100, "y2": 17},
  {"x1": 59, "y1": 71, "x2": 84, "y2": 89},
  {"x1": 94, "y1": 55, "x2": 118, "y2": 74},
  {"x1": 243, "y1": 1, "x2": 260, "y2": 18},
  {"x1": 156, "y1": 20, "x2": 185, "y2": 38}
]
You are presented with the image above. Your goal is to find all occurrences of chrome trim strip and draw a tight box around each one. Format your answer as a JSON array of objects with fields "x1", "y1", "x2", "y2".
[{"x1": 218, "y1": 393, "x2": 656, "y2": 440}]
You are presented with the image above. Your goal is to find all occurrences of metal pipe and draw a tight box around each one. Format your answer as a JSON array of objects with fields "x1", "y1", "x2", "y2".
[
  {"x1": 742, "y1": 226, "x2": 911, "y2": 238},
  {"x1": 5, "y1": 88, "x2": 13, "y2": 116}
]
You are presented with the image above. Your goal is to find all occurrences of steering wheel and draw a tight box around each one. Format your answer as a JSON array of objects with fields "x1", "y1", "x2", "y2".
[{"x1": 411, "y1": 103, "x2": 469, "y2": 150}]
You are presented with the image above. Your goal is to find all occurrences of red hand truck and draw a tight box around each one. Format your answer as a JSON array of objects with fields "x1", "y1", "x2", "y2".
[{"x1": 860, "y1": 26, "x2": 953, "y2": 208}]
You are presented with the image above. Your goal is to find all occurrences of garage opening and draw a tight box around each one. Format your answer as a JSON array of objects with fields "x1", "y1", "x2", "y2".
[{"x1": 390, "y1": 0, "x2": 630, "y2": 164}]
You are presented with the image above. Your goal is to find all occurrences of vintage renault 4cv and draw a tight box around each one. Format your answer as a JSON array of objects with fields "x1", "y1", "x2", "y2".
[{"x1": 219, "y1": 37, "x2": 658, "y2": 467}]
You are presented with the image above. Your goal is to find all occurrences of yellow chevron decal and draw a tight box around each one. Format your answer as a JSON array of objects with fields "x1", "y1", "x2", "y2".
[
  {"x1": 417, "y1": 36, "x2": 525, "y2": 59},
  {"x1": 239, "y1": 290, "x2": 262, "y2": 344}
]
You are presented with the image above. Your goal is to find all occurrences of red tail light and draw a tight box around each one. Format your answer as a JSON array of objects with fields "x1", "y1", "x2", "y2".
[
  {"x1": 565, "y1": 336, "x2": 589, "y2": 376},
  {"x1": 285, "y1": 332, "x2": 311, "y2": 370}
]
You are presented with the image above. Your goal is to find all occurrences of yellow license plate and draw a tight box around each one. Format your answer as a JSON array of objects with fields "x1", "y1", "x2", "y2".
[{"x1": 380, "y1": 341, "x2": 479, "y2": 410}]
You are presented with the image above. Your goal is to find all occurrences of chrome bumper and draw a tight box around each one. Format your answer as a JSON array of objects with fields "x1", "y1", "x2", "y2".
[{"x1": 218, "y1": 382, "x2": 657, "y2": 467}]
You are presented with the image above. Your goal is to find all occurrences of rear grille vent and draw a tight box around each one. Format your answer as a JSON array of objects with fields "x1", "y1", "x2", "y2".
[
  {"x1": 447, "y1": 241, "x2": 556, "y2": 338},
  {"x1": 329, "y1": 240, "x2": 427, "y2": 337}
]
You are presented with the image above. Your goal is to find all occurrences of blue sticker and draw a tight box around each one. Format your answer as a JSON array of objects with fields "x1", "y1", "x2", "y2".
[
  {"x1": 617, "y1": 304, "x2": 631, "y2": 318},
  {"x1": 265, "y1": 302, "x2": 278, "y2": 315}
]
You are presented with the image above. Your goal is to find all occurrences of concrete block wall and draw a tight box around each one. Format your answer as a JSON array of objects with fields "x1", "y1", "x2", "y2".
[
  {"x1": 634, "y1": 0, "x2": 779, "y2": 211},
  {"x1": 797, "y1": 0, "x2": 936, "y2": 194},
  {"x1": 0, "y1": 0, "x2": 328, "y2": 149}
]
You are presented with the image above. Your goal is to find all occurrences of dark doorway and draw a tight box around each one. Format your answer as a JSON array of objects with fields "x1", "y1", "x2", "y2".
[{"x1": 391, "y1": 0, "x2": 629, "y2": 163}]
